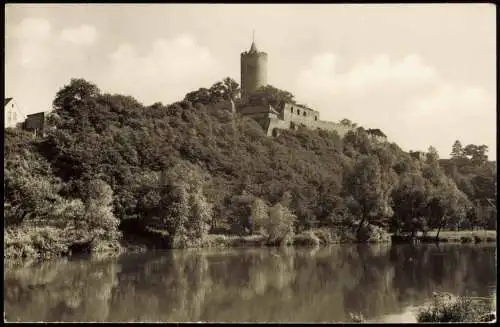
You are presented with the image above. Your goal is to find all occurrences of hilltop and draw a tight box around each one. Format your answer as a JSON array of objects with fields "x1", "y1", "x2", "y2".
[{"x1": 4, "y1": 78, "x2": 496, "y2": 258}]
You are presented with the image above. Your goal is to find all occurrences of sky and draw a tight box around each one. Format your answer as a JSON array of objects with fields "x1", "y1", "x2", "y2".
[{"x1": 5, "y1": 4, "x2": 497, "y2": 158}]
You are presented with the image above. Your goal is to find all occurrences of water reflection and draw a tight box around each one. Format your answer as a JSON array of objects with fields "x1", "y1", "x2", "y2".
[{"x1": 4, "y1": 244, "x2": 496, "y2": 322}]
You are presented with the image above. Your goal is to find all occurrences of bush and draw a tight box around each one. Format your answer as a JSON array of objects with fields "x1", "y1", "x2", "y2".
[
  {"x1": 4, "y1": 226, "x2": 68, "y2": 259},
  {"x1": 293, "y1": 231, "x2": 320, "y2": 246},
  {"x1": 310, "y1": 228, "x2": 335, "y2": 244},
  {"x1": 201, "y1": 234, "x2": 266, "y2": 248},
  {"x1": 202, "y1": 234, "x2": 232, "y2": 248},
  {"x1": 417, "y1": 294, "x2": 494, "y2": 322},
  {"x1": 265, "y1": 203, "x2": 296, "y2": 246},
  {"x1": 357, "y1": 224, "x2": 391, "y2": 243},
  {"x1": 460, "y1": 236, "x2": 473, "y2": 243},
  {"x1": 250, "y1": 198, "x2": 269, "y2": 235}
]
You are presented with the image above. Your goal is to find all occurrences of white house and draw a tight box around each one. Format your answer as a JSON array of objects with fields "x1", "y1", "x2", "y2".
[{"x1": 4, "y1": 98, "x2": 26, "y2": 128}]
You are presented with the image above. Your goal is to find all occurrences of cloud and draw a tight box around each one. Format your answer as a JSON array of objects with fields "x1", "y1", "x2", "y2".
[
  {"x1": 99, "y1": 34, "x2": 222, "y2": 105},
  {"x1": 298, "y1": 53, "x2": 438, "y2": 96},
  {"x1": 60, "y1": 25, "x2": 98, "y2": 46},
  {"x1": 295, "y1": 53, "x2": 496, "y2": 158},
  {"x1": 14, "y1": 17, "x2": 52, "y2": 40},
  {"x1": 408, "y1": 84, "x2": 491, "y2": 119},
  {"x1": 11, "y1": 18, "x2": 53, "y2": 68},
  {"x1": 9, "y1": 18, "x2": 97, "y2": 69}
]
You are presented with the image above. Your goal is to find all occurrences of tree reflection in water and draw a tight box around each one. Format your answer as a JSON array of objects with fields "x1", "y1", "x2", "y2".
[{"x1": 4, "y1": 244, "x2": 496, "y2": 322}]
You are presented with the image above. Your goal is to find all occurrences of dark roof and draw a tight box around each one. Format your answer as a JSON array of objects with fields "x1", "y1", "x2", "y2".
[
  {"x1": 5, "y1": 98, "x2": 13, "y2": 106},
  {"x1": 27, "y1": 111, "x2": 46, "y2": 118}
]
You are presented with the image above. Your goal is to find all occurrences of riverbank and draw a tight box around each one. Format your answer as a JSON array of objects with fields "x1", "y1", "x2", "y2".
[
  {"x1": 120, "y1": 224, "x2": 392, "y2": 251},
  {"x1": 5, "y1": 223, "x2": 496, "y2": 261},
  {"x1": 4, "y1": 224, "x2": 390, "y2": 260},
  {"x1": 392, "y1": 230, "x2": 496, "y2": 244}
]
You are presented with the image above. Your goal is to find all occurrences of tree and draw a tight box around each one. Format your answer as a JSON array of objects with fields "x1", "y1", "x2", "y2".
[
  {"x1": 426, "y1": 146, "x2": 439, "y2": 164},
  {"x1": 347, "y1": 155, "x2": 395, "y2": 239},
  {"x1": 134, "y1": 162, "x2": 213, "y2": 248},
  {"x1": 340, "y1": 118, "x2": 357, "y2": 128},
  {"x1": 186, "y1": 188, "x2": 213, "y2": 247},
  {"x1": 184, "y1": 77, "x2": 241, "y2": 105},
  {"x1": 210, "y1": 77, "x2": 240, "y2": 101},
  {"x1": 53, "y1": 78, "x2": 101, "y2": 121},
  {"x1": 83, "y1": 179, "x2": 121, "y2": 240},
  {"x1": 450, "y1": 140, "x2": 464, "y2": 160},
  {"x1": 250, "y1": 197, "x2": 269, "y2": 234},
  {"x1": 366, "y1": 128, "x2": 387, "y2": 138},
  {"x1": 266, "y1": 202, "x2": 296, "y2": 246},
  {"x1": 246, "y1": 85, "x2": 296, "y2": 108},
  {"x1": 226, "y1": 192, "x2": 255, "y2": 235},
  {"x1": 427, "y1": 180, "x2": 470, "y2": 240},
  {"x1": 391, "y1": 173, "x2": 428, "y2": 236},
  {"x1": 343, "y1": 128, "x2": 373, "y2": 156},
  {"x1": 184, "y1": 88, "x2": 213, "y2": 105},
  {"x1": 463, "y1": 144, "x2": 488, "y2": 166}
]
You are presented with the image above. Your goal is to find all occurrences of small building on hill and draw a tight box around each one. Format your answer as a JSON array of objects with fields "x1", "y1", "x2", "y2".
[
  {"x1": 23, "y1": 111, "x2": 50, "y2": 137},
  {"x1": 366, "y1": 128, "x2": 388, "y2": 143},
  {"x1": 4, "y1": 98, "x2": 26, "y2": 128},
  {"x1": 409, "y1": 150, "x2": 426, "y2": 161}
]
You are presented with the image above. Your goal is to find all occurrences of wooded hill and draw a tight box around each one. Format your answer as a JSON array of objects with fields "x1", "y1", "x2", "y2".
[{"x1": 4, "y1": 78, "x2": 496, "y2": 256}]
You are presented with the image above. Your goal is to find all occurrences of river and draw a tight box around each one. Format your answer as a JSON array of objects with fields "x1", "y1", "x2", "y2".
[{"x1": 4, "y1": 243, "x2": 496, "y2": 322}]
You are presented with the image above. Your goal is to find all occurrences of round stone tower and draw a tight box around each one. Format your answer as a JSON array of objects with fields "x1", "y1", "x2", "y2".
[{"x1": 240, "y1": 37, "x2": 268, "y2": 101}]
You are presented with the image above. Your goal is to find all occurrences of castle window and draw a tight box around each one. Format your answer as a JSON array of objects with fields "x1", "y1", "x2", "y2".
[
  {"x1": 297, "y1": 109, "x2": 300, "y2": 115},
  {"x1": 303, "y1": 111, "x2": 306, "y2": 117},
  {"x1": 315, "y1": 116, "x2": 318, "y2": 121},
  {"x1": 290, "y1": 106, "x2": 293, "y2": 113}
]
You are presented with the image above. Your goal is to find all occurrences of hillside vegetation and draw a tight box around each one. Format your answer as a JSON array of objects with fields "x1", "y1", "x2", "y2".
[{"x1": 4, "y1": 78, "x2": 497, "y2": 258}]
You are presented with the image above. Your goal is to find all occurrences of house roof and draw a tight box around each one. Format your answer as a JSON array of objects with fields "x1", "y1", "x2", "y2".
[{"x1": 5, "y1": 98, "x2": 13, "y2": 106}]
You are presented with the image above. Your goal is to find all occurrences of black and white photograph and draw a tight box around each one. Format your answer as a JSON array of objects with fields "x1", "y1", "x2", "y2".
[{"x1": 3, "y1": 3, "x2": 497, "y2": 323}]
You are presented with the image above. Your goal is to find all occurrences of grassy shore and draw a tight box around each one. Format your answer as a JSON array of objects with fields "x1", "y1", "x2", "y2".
[
  {"x1": 5, "y1": 224, "x2": 496, "y2": 260},
  {"x1": 424, "y1": 230, "x2": 496, "y2": 243},
  {"x1": 203, "y1": 225, "x2": 391, "y2": 248},
  {"x1": 391, "y1": 230, "x2": 496, "y2": 244}
]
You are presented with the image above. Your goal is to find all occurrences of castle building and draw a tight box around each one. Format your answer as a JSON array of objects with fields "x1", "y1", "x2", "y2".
[
  {"x1": 237, "y1": 38, "x2": 353, "y2": 138},
  {"x1": 240, "y1": 37, "x2": 268, "y2": 101}
]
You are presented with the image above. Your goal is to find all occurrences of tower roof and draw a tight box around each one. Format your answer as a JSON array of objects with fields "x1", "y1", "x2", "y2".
[{"x1": 249, "y1": 41, "x2": 258, "y2": 53}]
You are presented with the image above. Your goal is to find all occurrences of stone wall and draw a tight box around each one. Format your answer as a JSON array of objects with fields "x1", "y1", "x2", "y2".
[
  {"x1": 281, "y1": 103, "x2": 320, "y2": 123},
  {"x1": 266, "y1": 118, "x2": 292, "y2": 136},
  {"x1": 312, "y1": 120, "x2": 352, "y2": 137},
  {"x1": 234, "y1": 102, "x2": 354, "y2": 138},
  {"x1": 369, "y1": 134, "x2": 388, "y2": 143}
]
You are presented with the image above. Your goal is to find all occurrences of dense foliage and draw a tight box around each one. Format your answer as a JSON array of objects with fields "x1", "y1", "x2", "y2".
[
  {"x1": 417, "y1": 294, "x2": 494, "y2": 323},
  {"x1": 3, "y1": 78, "x2": 497, "y2": 257}
]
